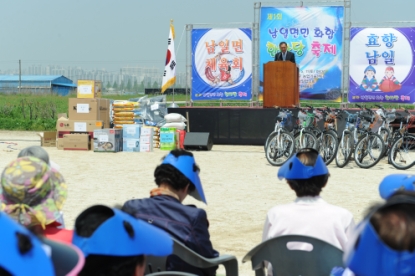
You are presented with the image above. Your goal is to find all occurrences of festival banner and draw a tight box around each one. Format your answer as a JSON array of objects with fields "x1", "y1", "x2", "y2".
[
  {"x1": 260, "y1": 6, "x2": 344, "y2": 102},
  {"x1": 349, "y1": 27, "x2": 415, "y2": 103},
  {"x1": 191, "y1": 28, "x2": 252, "y2": 100}
]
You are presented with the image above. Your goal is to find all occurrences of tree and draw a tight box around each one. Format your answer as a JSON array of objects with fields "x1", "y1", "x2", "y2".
[
  {"x1": 152, "y1": 81, "x2": 159, "y2": 89},
  {"x1": 113, "y1": 81, "x2": 118, "y2": 89},
  {"x1": 126, "y1": 79, "x2": 132, "y2": 91},
  {"x1": 133, "y1": 79, "x2": 139, "y2": 92},
  {"x1": 139, "y1": 80, "x2": 145, "y2": 92},
  {"x1": 106, "y1": 81, "x2": 112, "y2": 89}
]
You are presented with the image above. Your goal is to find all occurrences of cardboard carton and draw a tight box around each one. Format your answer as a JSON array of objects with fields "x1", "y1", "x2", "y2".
[
  {"x1": 63, "y1": 134, "x2": 89, "y2": 151},
  {"x1": 123, "y1": 124, "x2": 141, "y2": 139},
  {"x1": 139, "y1": 135, "x2": 153, "y2": 146},
  {"x1": 93, "y1": 129, "x2": 123, "y2": 152},
  {"x1": 57, "y1": 138, "x2": 65, "y2": 150},
  {"x1": 123, "y1": 138, "x2": 140, "y2": 152},
  {"x1": 68, "y1": 98, "x2": 110, "y2": 128},
  {"x1": 38, "y1": 131, "x2": 57, "y2": 147},
  {"x1": 139, "y1": 143, "x2": 153, "y2": 152},
  {"x1": 56, "y1": 117, "x2": 103, "y2": 132},
  {"x1": 77, "y1": 80, "x2": 102, "y2": 98},
  {"x1": 141, "y1": 127, "x2": 154, "y2": 137}
]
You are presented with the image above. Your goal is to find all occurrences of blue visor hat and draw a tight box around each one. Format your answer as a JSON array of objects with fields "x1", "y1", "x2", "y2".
[
  {"x1": 0, "y1": 213, "x2": 54, "y2": 276},
  {"x1": 277, "y1": 150, "x2": 328, "y2": 180},
  {"x1": 72, "y1": 207, "x2": 173, "y2": 257},
  {"x1": 379, "y1": 174, "x2": 415, "y2": 199},
  {"x1": 162, "y1": 153, "x2": 206, "y2": 204},
  {"x1": 345, "y1": 195, "x2": 415, "y2": 276}
]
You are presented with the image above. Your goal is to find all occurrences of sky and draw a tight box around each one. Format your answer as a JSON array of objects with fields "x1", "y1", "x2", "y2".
[{"x1": 0, "y1": 0, "x2": 413, "y2": 74}]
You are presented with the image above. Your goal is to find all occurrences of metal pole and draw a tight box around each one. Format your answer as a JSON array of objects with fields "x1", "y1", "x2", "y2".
[{"x1": 19, "y1": 60, "x2": 21, "y2": 94}]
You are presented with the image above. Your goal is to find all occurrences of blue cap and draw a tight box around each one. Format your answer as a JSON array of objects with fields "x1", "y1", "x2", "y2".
[
  {"x1": 379, "y1": 174, "x2": 415, "y2": 199},
  {"x1": 0, "y1": 213, "x2": 55, "y2": 276},
  {"x1": 364, "y1": 65, "x2": 376, "y2": 74},
  {"x1": 277, "y1": 150, "x2": 328, "y2": 180},
  {"x1": 72, "y1": 206, "x2": 173, "y2": 257},
  {"x1": 162, "y1": 153, "x2": 206, "y2": 204}
]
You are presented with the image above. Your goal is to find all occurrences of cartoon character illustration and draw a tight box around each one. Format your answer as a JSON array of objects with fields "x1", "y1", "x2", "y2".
[
  {"x1": 379, "y1": 66, "x2": 402, "y2": 92},
  {"x1": 219, "y1": 60, "x2": 234, "y2": 85},
  {"x1": 360, "y1": 65, "x2": 378, "y2": 92},
  {"x1": 204, "y1": 53, "x2": 244, "y2": 86}
]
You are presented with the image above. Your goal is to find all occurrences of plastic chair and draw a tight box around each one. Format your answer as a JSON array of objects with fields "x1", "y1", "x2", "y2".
[
  {"x1": 242, "y1": 235, "x2": 344, "y2": 276},
  {"x1": 145, "y1": 237, "x2": 238, "y2": 276}
]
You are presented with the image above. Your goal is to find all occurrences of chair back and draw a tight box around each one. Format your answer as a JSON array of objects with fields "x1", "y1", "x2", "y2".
[{"x1": 242, "y1": 235, "x2": 344, "y2": 276}]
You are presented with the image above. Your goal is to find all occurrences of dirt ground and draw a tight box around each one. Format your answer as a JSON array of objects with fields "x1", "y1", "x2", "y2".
[{"x1": 0, "y1": 130, "x2": 398, "y2": 275}]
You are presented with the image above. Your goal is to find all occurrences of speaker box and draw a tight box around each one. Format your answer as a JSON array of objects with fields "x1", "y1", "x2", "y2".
[{"x1": 184, "y1": 132, "x2": 213, "y2": 151}]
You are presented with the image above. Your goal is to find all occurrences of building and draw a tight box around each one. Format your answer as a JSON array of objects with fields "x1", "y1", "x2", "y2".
[{"x1": 0, "y1": 75, "x2": 76, "y2": 96}]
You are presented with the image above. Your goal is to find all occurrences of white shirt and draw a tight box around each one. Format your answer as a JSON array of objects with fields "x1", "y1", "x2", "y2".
[{"x1": 262, "y1": 196, "x2": 355, "y2": 275}]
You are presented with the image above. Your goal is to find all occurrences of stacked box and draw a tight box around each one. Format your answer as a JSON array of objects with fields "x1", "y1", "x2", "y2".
[
  {"x1": 139, "y1": 127, "x2": 154, "y2": 152},
  {"x1": 38, "y1": 132, "x2": 57, "y2": 147},
  {"x1": 68, "y1": 98, "x2": 110, "y2": 128},
  {"x1": 63, "y1": 134, "x2": 89, "y2": 151},
  {"x1": 93, "y1": 129, "x2": 123, "y2": 152},
  {"x1": 160, "y1": 127, "x2": 177, "y2": 151},
  {"x1": 77, "y1": 80, "x2": 102, "y2": 98},
  {"x1": 123, "y1": 124, "x2": 141, "y2": 152}
]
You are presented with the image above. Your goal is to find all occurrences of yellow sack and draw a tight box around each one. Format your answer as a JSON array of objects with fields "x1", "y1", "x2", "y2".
[
  {"x1": 113, "y1": 112, "x2": 134, "y2": 117},
  {"x1": 113, "y1": 107, "x2": 134, "y2": 112},
  {"x1": 113, "y1": 121, "x2": 135, "y2": 125}
]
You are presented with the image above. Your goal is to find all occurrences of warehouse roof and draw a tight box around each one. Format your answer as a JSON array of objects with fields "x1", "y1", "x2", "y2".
[{"x1": 0, "y1": 75, "x2": 68, "y2": 81}]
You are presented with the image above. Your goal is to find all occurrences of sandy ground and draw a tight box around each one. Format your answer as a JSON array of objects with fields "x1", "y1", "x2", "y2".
[{"x1": 0, "y1": 130, "x2": 403, "y2": 275}]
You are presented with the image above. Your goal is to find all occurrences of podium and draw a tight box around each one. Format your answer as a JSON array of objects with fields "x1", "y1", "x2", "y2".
[{"x1": 263, "y1": 61, "x2": 299, "y2": 108}]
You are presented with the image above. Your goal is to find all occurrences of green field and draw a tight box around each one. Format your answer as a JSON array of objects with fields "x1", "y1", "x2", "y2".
[{"x1": 0, "y1": 93, "x2": 412, "y2": 131}]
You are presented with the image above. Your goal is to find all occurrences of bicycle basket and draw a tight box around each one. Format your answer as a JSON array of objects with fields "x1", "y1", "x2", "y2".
[
  {"x1": 385, "y1": 112, "x2": 396, "y2": 123},
  {"x1": 370, "y1": 114, "x2": 382, "y2": 133},
  {"x1": 361, "y1": 120, "x2": 371, "y2": 130},
  {"x1": 301, "y1": 112, "x2": 315, "y2": 127},
  {"x1": 347, "y1": 114, "x2": 357, "y2": 124},
  {"x1": 277, "y1": 111, "x2": 287, "y2": 121},
  {"x1": 281, "y1": 113, "x2": 295, "y2": 132}
]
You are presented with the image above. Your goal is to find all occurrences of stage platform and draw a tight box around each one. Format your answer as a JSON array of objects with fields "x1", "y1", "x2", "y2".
[{"x1": 168, "y1": 107, "x2": 304, "y2": 145}]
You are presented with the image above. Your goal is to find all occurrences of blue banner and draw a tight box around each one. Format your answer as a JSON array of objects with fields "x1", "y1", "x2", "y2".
[
  {"x1": 260, "y1": 6, "x2": 344, "y2": 102},
  {"x1": 191, "y1": 28, "x2": 252, "y2": 101}
]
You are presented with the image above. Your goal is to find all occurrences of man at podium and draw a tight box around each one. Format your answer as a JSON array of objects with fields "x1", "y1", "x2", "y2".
[{"x1": 274, "y1": 42, "x2": 296, "y2": 64}]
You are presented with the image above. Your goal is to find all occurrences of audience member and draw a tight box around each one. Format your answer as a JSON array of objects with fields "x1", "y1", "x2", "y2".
[
  {"x1": 262, "y1": 148, "x2": 355, "y2": 275},
  {"x1": 0, "y1": 156, "x2": 72, "y2": 243},
  {"x1": 342, "y1": 190, "x2": 415, "y2": 276},
  {"x1": 122, "y1": 149, "x2": 219, "y2": 276},
  {"x1": 378, "y1": 174, "x2": 415, "y2": 199},
  {"x1": 72, "y1": 204, "x2": 173, "y2": 276},
  {"x1": 0, "y1": 211, "x2": 84, "y2": 276}
]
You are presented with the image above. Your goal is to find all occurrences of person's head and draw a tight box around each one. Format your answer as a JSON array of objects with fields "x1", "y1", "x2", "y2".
[
  {"x1": 364, "y1": 65, "x2": 376, "y2": 78},
  {"x1": 154, "y1": 149, "x2": 206, "y2": 203},
  {"x1": 346, "y1": 191, "x2": 415, "y2": 276},
  {"x1": 379, "y1": 174, "x2": 415, "y2": 199},
  {"x1": 0, "y1": 212, "x2": 55, "y2": 276},
  {"x1": 72, "y1": 205, "x2": 173, "y2": 276},
  {"x1": 279, "y1": 42, "x2": 288, "y2": 53},
  {"x1": 0, "y1": 156, "x2": 67, "y2": 229},
  {"x1": 277, "y1": 148, "x2": 329, "y2": 197},
  {"x1": 18, "y1": 146, "x2": 50, "y2": 164},
  {"x1": 385, "y1": 66, "x2": 395, "y2": 78}
]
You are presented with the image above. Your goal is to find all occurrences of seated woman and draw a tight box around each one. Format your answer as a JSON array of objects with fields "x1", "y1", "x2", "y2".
[
  {"x1": 263, "y1": 148, "x2": 355, "y2": 275},
  {"x1": 1, "y1": 156, "x2": 72, "y2": 243}
]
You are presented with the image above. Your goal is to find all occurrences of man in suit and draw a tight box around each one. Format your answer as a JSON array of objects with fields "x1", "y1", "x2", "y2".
[{"x1": 274, "y1": 41, "x2": 296, "y2": 64}]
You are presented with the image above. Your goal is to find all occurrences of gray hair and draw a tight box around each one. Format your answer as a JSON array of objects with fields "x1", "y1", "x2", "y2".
[{"x1": 18, "y1": 146, "x2": 50, "y2": 165}]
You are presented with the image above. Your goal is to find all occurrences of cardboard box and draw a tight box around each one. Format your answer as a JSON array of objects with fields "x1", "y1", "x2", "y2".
[
  {"x1": 63, "y1": 134, "x2": 89, "y2": 151},
  {"x1": 77, "y1": 80, "x2": 102, "y2": 98},
  {"x1": 93, "y1": 129, "x2": 123, "y2": 152},
  {"x1": 139, "y1": 143, "x2": 153, "y2": 152},
  {"x1": 68, "y1": 98, "x2": 110, "y2": 128},
  {"x1": 160, "y1": 127, "x2": 177, "y2": 151},
  {"x1": 56, "y1": 117, "x2": 103, "y2": 132},
  {"x1": 139, "y1": 135, "x2": 153, "y2": 145},
  {"x1": 38, "y1": 131, "x2": 57, "y2": 147},
  {"x1": 57, "y1": 131, "x2": 94, "y2": 139},
  {"x1": 123, "y1": 138, "x2": 140, "y2": 152},
  {"x1": 141, "y1": 127, "x2": 154, "y2": 137},
  {"x1": 123, "y1": 124, "x2": 141, "y2": 139},
  {"x1": 57, "y1": 138, "x2": 65, "y2": 150}
]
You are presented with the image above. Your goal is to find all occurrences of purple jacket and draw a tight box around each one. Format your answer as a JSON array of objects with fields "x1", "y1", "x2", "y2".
[{"x1": 122, "y1": 195, "x2": 219, "y2": 276}]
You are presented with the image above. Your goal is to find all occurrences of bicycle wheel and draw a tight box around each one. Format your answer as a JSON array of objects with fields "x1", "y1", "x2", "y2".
[
  {"x1": 265, "y1": 131, "x2": 295, "y2": 166},
  {"x1": 354, "y1": 133, "x2": 384, "y2": 169},
  {"x1": 389, "y1": 134, "x2": 415, "y2": 170},
  {"x1": 378, "y1": 127, "x2": 390, "y2": 158},
  {"x1": 294, "y1": 131, "x2": 318, "y2": 151},
  {"x1": 264, "y1": 131, "x2": 275, "y2": 156},
  {"x1": 319, "y1": 131, "x2": 339, "y2": 165},
  {"x1": 335, "y1": 131, "x2": 353, "y2": 168}
]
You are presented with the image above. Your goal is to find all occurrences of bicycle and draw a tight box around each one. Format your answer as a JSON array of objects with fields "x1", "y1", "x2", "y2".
[
  {"x1": 264, "y1": 108, "x2": 296, "y2": 166},
  {"x1": 389, "y1": 109, "x2": 415, "y2": 170}
]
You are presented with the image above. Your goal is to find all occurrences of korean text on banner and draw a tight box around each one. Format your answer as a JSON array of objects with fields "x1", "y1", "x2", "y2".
[
  {"x1": 191, "y1": 28, "x2": 252, "y2": 101},
  {"x1": 259, "y1": 6, "x2": 344, "y2": 102},
  {"x1": 348, "y1": 27, "x2": 415, "y2": 104}
]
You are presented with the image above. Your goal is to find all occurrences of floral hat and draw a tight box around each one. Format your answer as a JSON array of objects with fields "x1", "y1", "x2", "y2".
[{"x1": 0, "y1": 156, "x2": 67, "y2": 229}]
